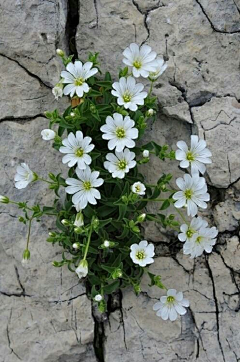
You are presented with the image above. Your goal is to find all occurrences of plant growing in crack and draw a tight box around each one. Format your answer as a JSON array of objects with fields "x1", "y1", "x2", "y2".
[{"x1": 0, "y1": 43, "x2": 218, "y2": 322}]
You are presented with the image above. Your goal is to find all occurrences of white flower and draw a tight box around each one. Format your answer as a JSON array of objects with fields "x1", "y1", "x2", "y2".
[
  {"x1": 149, "y1": 57, "x2": 168, "y2": 80},
  {"x1": 153, "y1": 289, "x2": 189, "y2": 321},
  {"x1": 130, "y1": 240, "x2": 155, "y2": 267},
  {"x1": 122, "y1": 43, "x2": 158, "y2": 78},
  {"x1": 104, "y1": 148, "x2": 136, "y2": 179},
  {"x1": 41, "y1": 129, "x2": 56, "y2": 141},
  {"x1": 178, "y1": 216, "x2": 208, "y2": 243},
  {"x1": 183, "y1": 226, "x2": 218, "y2": 258},
  {"x1": 131, "y1": 182, "x2": 146, "y2": 195},
  {"x1": 75, "y1": 259, "x2": 88, "y2": 279},
  {"x1": 100, "y1": 113, "x2": 138, "y2": 152},
  {"x1": 112, "y1": 76, "x2": 147, "y2": 111},
  {"x1": 52, "y1": 83, "x2": 63, "y2": 100},
  {"x1": 14, "y1": 163, "x2": 35, "y2": 189},
  {"x1": 103, "y1": 240, "x2": 110, "y2": 247},
  {"x1": 61, "y1": 61, "x2": 98, "y2": 98},
  {"x1": 173, "y1": 173, "x2": 210, "y2": 217},
  {"x1": 74, "y1": 212, "x2": 84, "y2": 227},
  {"x1": 94, "y1": 294, "x2": 103, "y2": 302},
  {"x1": 143, "y1": 149, "x2": 150, "y2": 158},
  {"x1": 66, "y1": 167, "x2": 104, "y2": 210},
  {"x1": 176, "y1": 136, "x2": 212, "y2": 175},
  {"x1": 59, "y1": 131, "x2": 94, "y2": 169}
]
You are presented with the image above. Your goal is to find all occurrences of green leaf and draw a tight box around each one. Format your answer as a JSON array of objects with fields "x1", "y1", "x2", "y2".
[{"x1": 103, "y1": 280, "x2": 120, "y2": 294}]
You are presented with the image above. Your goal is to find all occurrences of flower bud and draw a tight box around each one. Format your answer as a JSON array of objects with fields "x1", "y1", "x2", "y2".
[
  {"x1": 61, "y1": 219, "x2": 70, "y2": 226},
  {"x1": 147, "y1": 108, "x2": 154, "y2": 116},
  {"x1": 56, "y1": 48, "x2": 64, "y2": 57},
  {"x1": 137, "y1": 213, "x2": 146, "y2": 223},
  {"x1": 70, "y1": 112, "x2": 75, "y2": 117},
  {"x1": 48, "y1": 232, "x2": 56, "y2": 237},
  {"x1": 22, "y1": 249, "x2": 30, "y2": 261},
  {"x1": 74, "y1": 227, "x2": 83, "y2": 234},
  {"x1": 142, "y1": 150, "x2": 149, "y2": 158},
  {"x1": 94, "y1": 294, "x2": 103, "y2": 302},
  {"x1": 112, "y1": 268, "x2": 122, "y2": 279},
  {"x1": 18, "y1": 216, "x2": 25, "y2": 223},
  {"x1": 92, "y1": 218, "x2": 99, "y2": 230},
  {"x1": 75, "y1": 259, "x2": 88, "y2": 279},
  {"x1": 73, "y1": 242, "x2": 81, "y2": 249},
  {"x1": 103, "y1": 240, "x2": 110, "y2": 248},
  {"x1": 74, "y1": 212, "x2": 84, "y2": 228},
  {"x1": 0, "y1": 195, "x2": 9, "y2": 204}
]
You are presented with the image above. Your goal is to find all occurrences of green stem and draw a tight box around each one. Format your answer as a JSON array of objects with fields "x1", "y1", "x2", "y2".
[
  {"x1": 83, "y1": 225, "x2": 93, "y2": 260},
  {"x1": 175, "y1": 207, "x2": 188, "y2": 224},
  {"x1": 38, "y1": 177, "x2": 52, "y2": 184},
  {"x1": 148, "y1": 81, "x2": 154, "y2": 96},
  {"x1": 26, "y1": 218, "x2": 33, "y2": 250},
  {"x1": 141, "y1": 198, "x2": 168, "y2": 202}
]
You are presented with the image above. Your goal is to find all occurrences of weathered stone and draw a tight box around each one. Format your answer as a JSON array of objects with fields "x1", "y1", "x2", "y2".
[
  {"x1": 192, "y1": 96, "x2": 240, "y2": 188},
  {"x1": 0, "y1": 0, "x2": 68, "y2": 86}
]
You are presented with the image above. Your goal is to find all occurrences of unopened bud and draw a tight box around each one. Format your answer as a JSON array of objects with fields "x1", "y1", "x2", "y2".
[
  {"x1": 61, "y1": 219, "x2": 70, "y2": 226},
  {"x1": 74, "y1": 212, "x2": 84, "y2": 228},
  {"x1": 92, "y1": 218, "x2": 99, "y2": 229},
  {"x1": 56, "y1": 49, "x2": 64, "y2": 57},
  {"x1": 94, "y1": 294, "x2": 103, "y2": 302},
  {"x1": 147, "y1": 108, "x2": 154, "y2": 116},
  {"x1": 70, "y1": 112, "x2": 75, "y2": 117},
  {"x1": 74, "y1": 227, "x2": 83, "y2": 234},
  {"x1": 0, "y1": 195, "x2": 9, "y2": 204},
  {"x1": 18, "y1": 216, "x2": 25, "y2": 223},
  {"x1": 73, "y1": 242, "x2": 81, "y2": 249},
  {"x1": 48, "y1": 231, "x2": 56, "y2": 237},
  {"x1": 103, "y1": 240, "x2": 110, "y2": 248},
  {"x1": 22, "y1": 249, "x2": 30, "y2": 261},
  {"x1": 137, "y1": 213, "x2": 146, "y2": 223},
  {"x1": 142, "y1": 150, "x2": 149, "y2": 158}
]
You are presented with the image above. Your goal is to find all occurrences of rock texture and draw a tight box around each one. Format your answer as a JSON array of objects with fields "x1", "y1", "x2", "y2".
[{"x1": 1, "y1": 0, "x2": 240, "y2": 361}]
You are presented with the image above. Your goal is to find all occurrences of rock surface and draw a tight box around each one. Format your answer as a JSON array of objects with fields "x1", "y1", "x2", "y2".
[{"x1": 0, "y1": 0, "x2": 240, "y2": 361}]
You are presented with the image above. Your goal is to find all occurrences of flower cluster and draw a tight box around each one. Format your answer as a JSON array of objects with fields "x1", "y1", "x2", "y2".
[
  {"x1": 0, "y1": 44, "x2": 218, "y2": 322},
  {"x1": 173, "y1": 136, "x2": 218, "y2": 259}
]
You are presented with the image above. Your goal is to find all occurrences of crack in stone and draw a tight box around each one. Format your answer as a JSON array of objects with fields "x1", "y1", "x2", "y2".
[
  {"x1": 6, "y1": 308, "x2": 22, "y2": 360},
  {"x1": 0, "y1": 53, "x2": 52, "y2": 89},
  {"x1": 93, "y1": 0, "x2": 99, "y2": 28},
  {"x1": 49, "y1": 292, "x2": 86, "y2": 304},
  {"x1": 66, "y1": 0, "x2": 79, "y2": 58},
  {"x1": 195, "y1": 0, "x2": 240, "y2": 34},
  {"x1": 169, "y1": 80, "x2": 195, "y2": 125},
  {"x1": 0, "y1": 114, "x2": 46, "y2": 123},
  {"x1": 205, "y1": 256, "x2": 226, "y2": 362},
  {"x1": 132, "y1": 1, "x2": 164, "y2": 45}
]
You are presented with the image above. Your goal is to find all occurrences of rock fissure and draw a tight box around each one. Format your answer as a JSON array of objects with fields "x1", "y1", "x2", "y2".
[{"x1": 205, "y1": 256, "x2": 226, "y2": 362}]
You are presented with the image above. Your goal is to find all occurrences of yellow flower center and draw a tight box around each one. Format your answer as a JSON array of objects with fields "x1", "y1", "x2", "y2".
[
  {"x1": 133, "y1": 60, "x2": 142, "y2": 69},
  {"x1": 196, "y1": 236, "x2": 202, "y2": 244},
  {"x1": 83, "y1": 181, "x2": 91, "y2": 191},
  {"x1": 75, "y1": 148, "x2": 84, "y2": 157},
  {"x1": 116, "y1": 127, "x2": 126, "y2": 139},
  {"x1": 186, "y1": 151, "x2": 195, "y2": 161},
  {"x1": 167, "y1": 296, "x2": 175, "y2": 303},
  {"x1": 136, "y1": 250, "x2": 145, "y2": 260},
  {"x1": 135, "y1": 186, "x2": 141, "y2": 192},
  {"x1": 123, "y1": 91, "x2": 132, "y2": 102},
  {"x1": 118, "y1": 160, "x2": 127, "y2": 170},
  {"x1": 74, "y1": 77, "x2": 84, "y2": 86},
  {"x1": 185, "y1": 189, "x2": 193, "y2": 200},
  {"x1": 186, "y1": 229, "x2": 194, "y2": 238}
]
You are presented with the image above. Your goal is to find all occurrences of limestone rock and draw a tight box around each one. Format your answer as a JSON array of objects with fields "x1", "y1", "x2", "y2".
[
  {"x1": 0, "y1": 0, "x2": 68, "y2": 86},
  {"x1": 192, "y1": 96, "x2": 240, "y2": 188}
]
